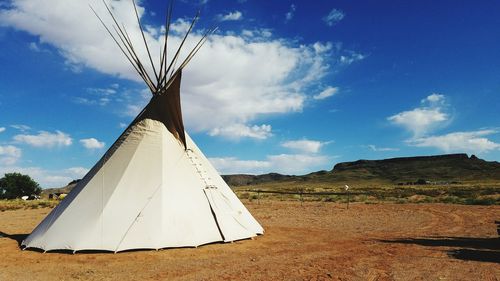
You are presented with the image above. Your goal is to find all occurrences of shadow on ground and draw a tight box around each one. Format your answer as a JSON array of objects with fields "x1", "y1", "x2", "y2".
[
  {"x1": 0, "y1": 231, "x2": 28, "y2": 247},
  {"x1": 380, "y1": 236, "x2": 499, "y2": 263}
]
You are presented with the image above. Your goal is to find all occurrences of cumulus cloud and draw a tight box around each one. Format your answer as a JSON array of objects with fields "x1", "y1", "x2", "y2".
[
  {"x1": 0, "y1": 0, "x2": 337, "y2": 138},
  {"x1": 80, "y1": 138, "x2": 105, "y2": 149},
  {"x1": 209, "y1": 153, "x2": 331, "y2": 175},
  {"x1": 285, "y1": 4, "x2": 296, "y2": 22},
  {"x1": 0, "y1": 127, "x2": 5, "y2": 133},
  {"x1": 170, "y1": 18, "x2": 191, "y2": 34},
  {"x1": 313, "y1": 86, "x2": 338, "y2": 100},
  {"x1": 323, "y1": 8, "x2": 345, "y2": 26},
  {"x1": 281, "y1": 139, "x2": 330, "y2": 154},
  {"x1": 0, "y1": 145, "x2": 22, "y2": 165},
  {"x1": 13, "y1": 130, "x2": 72, "y2": 148},
  {"x1": 388, "y1": 93, "x2": 449, "y2": 137},
  {"x1": 209, "y1": 124, "x2": 272, "y2": 140},
  {"x1": 0, "y1": 166, "x2": 89, "y2": 188},
  {"x1": 217, "y1": 11, "x2": 243, "y2": 21},
  {"x1": 183, "y1": 35, "x2": 331, "y2": 133},
  {"x1": 407, "y1": 130, "x2": 500, "y2": 154},
  {"x1": 388, "y1": 108, "x2": 447, "y2": 137}
]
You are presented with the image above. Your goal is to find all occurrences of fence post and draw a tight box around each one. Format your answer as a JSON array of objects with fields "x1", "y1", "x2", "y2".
[
  {"x1": 347, "y1": 189, "x2": 350, "y2": 209},
  {"x1": 257, "y1": 190, "x2": 260, "y2": 205}
]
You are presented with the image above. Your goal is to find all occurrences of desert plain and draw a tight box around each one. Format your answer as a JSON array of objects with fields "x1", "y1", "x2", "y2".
[{"x1": 0, "y1": 200, "x2": 498, "y2": 281}]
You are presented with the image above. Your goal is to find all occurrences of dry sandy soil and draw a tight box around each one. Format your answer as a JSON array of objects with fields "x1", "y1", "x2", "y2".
[{"x1": 0, "y1": 201, "x2": 499, "y2": 281}]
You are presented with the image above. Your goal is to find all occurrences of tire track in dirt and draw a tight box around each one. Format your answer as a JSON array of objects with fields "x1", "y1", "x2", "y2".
[
  {"x1": 414, "y1": 205, "x2": 466, "y2": 236},
  {"x1": 417, "y1": 207, "x2": 441, "y2": 233},
  {"x1": 2, "y1": 203, "x2": 499, "y2": 281}
]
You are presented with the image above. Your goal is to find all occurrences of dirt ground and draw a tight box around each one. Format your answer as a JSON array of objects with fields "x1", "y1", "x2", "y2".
[{"x1": 0, "y1": 201, "x2": 498, "y2": 281}]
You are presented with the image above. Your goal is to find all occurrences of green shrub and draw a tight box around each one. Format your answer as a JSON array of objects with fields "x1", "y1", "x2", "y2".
[
  {"x1": 0, "y1": 173, "x2": 41, "y2": 199},
  {"x1": 464, "y1": 197, "x2": 496, "y2": 205}
]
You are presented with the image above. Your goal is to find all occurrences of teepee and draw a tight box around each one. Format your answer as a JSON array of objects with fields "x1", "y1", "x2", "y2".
[{"x1": 22, "y1": 1, "x2": 263, "y2": 253}]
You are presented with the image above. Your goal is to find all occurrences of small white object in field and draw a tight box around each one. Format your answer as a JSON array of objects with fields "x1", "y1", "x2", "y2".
[
  {"x1": 21, "y1": 196, "x2": 29, "y2": 200},
  {"x1": 345, "y1": 185, "x2": 349, "y2": 191}
]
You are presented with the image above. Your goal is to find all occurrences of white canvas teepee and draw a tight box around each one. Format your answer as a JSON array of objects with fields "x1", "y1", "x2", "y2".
[{"x1": 22, "y1": 1, "x2": 263, "y2": 253}]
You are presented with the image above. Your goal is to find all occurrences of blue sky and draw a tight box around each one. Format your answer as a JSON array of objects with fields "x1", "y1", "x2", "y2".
[{"x1": 1, "y1": 0, "x2": 499, "y2": 187}]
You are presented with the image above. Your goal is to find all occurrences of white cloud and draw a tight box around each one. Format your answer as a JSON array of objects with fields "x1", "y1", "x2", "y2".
[
  {"x1": 0, "y1": 166, "x2": 89, "y2": 188},
  {"x1": 313, "y1": 86, "x2": 338, "y2": 100},
  {"x1": 407, "y1": 130, "x2": 500, "y2": 154},
  {"x1": 388, "y1": 94, "x2": 449, "y2": 137},
  {"x1": 183, "y1": 36, "x2": 331, "y2": 133},
  {"x1": 209, "y1": 124, "x2": 272, "y2": 140},
  {"x1": 10, "y1": 124, "x2": 30, "y2": 131},
  {"x1": 423, "y1": 93, "x2": 445, "y2": 105},
  {"x1": 209, "y1": 157, "x2": 270, "y2": 174},
  {"x1": 74, "y1": 85, "x2": 118, "y2": 106},
  {"x1": 323, "y1": 8, "x2": 345, "y2": 26},
  {"x1": 281, "y1": 139, "x2": 330, "y2": 154},
  {"x1": 339, "y1": 52, "x2": 365, "y2": 65},
  {"x1": 285, "y1": 4, "x2": 296, "y2": 21},
  {"x1": 240, "y1": 29, "x2": 272, "y2": 39},
  {"x1": 170, "y1": 18, "x2": 191, "y2": 34},
  {"x1": 217, "y1": 11, "x2": 243, "y2": 21},
  {"x1": 65, "y1": 167, "x2": 90, "y2": 178},
  {"x1": 209, "y1": 153, "x2": 331, "y2": 175},
  {"x1": 126, "y1": 104, "x2": 143, "y2": 117},
  {"x1": 0, "y1": 145, "x2": 22, "y2": 165},
  {"x1": 0, "y1": 127, "x2": 5, "y2": 133},
  {"x1": 14, "y1": 130, "x2": 72, "y2": 148},
  {"x1": 367, "y1": 145, "x2": 399, "y2": 152},
  {"x1": 79, "y1": 138, "x2": 105, "y2": 149},
  {"x1": 28, "y1": 41, "x2": 50, "y2": 53},
  {"x1": 29, "y1": 41, "x2": 40, "y2": 51},
  {"x1": 388, "y1": 108, "x2": 447, "y2": 137},
  {"x1": 0, "y1": 0, "x2": 337, "y2": 138},
  {"x1": 267, "y1": 154, "x2": 331, "y2": 175}
]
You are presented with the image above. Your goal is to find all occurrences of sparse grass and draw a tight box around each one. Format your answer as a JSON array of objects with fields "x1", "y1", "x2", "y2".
[
  {"x1": 2, "y1": 182, "x2": 499, "y2": 211},
  {"x1": 0, "y1": 199, "x2": 59, "y2": 212},
  {"x1": 233, "y1": 181, "x2": 500, "y2": 205}
]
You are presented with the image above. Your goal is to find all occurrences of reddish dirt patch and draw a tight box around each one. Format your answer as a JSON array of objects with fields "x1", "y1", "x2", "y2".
[{"x1": 0, "y1": 201, "x2": 499, "y2": 280}]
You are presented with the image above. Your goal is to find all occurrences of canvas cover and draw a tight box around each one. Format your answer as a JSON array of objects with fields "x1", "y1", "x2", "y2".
[{"x1": 22, "y1": 72, "x2": 263, "y2": 252}]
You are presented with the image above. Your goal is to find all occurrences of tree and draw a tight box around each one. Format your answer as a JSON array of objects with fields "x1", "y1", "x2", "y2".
[{"x1": 0, "y1": 173, "x2": 41, "y2": 199}]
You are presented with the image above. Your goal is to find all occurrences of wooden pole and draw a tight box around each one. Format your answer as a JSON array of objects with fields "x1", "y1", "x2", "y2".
[{"x1": 347, "y1": 189, "x2": 350, "y2": 210}]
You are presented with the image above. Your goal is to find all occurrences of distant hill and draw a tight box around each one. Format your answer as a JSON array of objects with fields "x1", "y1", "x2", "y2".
[
  {"x1": 327, "y1": 153, "x2": 500, "y2": 183},
  {"x1": 224, "y1": 154, "x2": 500, "y2": 186},
  {"x1": 44, "y1": 154, "x2": 500, "y2": 192},
  {"x1": 41, "y1": 180, "x2": 80, "y2": 196},
  {"x1": 222, "y1": 173, "x2": 298, "y2": 186}
]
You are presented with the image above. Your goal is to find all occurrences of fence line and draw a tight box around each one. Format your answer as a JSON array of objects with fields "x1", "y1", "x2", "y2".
[
  {"x1": 237, "y1": 189, "x2": 365, "y2": 207},
  {"x1": 238, "y1": 189, "x2": 363, "y2": 196}
]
